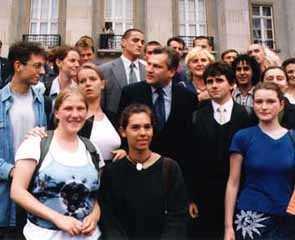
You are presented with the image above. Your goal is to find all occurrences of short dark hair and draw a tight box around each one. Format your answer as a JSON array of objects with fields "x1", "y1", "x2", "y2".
[
  {"x1": 261, "y1": 66, "x2": 287, "y2": 83},
  {"x1": 144, "y1": 41, "x2": 161, "y2": 53},
  {"x1": 51, "y1": 45, "x2": 79, "y2": 73},
  {"x1": 221, "y1": 49, "x2": 239, "y2": 60},
  {"x1": 122, "y1": 28, "x2": 144, "y2": 39},
  {"x1": 232, "y1": 54, "x2": 261, "y2": 86},
  {"x1": 193, "y1": 36, "x2": 212, "y2": 47},
  {"x1": 152, "y1": 47, "x2": 180, "y2": 71},
  {"x1": 8, "y1": 41, "x2": 46, "y2": 74},
  {"x1": 119, "y1": 103, "x2": 155, "y2": 130},
  {"x1": 253, "y1": 82, "x2": 284, "y2": 102},
  {"x1": 166, "y1": 37, "x2": 185, "y2": 49},
  {"x1": 203, "y1": 62, "x2": 235, "y2": 85},
  {"x1": 282, "y1": 58, "x2": 295, "y2": 71}
]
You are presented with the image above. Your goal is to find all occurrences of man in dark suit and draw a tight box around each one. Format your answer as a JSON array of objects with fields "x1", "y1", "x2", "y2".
[
  {"x1": 99, "y1": 28, "x2": 146, "y2": 115},
  {"x1": 0, "y1": 40, "x2": 10, "y2": 89},
  {"x1": 118, "y1": 47, "x2": 197, "y2": 169},
  {"x1": 187, "y1": 62, "x2": 251, "y2": 239}
]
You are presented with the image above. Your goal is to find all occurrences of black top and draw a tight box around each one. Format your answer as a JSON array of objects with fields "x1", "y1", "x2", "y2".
[{"x1": 99, "y1": 157, "x2": 188, "y2": 240}]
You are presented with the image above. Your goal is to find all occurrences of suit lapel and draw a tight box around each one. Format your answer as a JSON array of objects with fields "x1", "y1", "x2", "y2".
[
  {"x1": 112, "y1": 58, "x2": 127, "y2": 88},
  {"x1": 139, "y1": 62, "x2": 146, "y2": 82}
]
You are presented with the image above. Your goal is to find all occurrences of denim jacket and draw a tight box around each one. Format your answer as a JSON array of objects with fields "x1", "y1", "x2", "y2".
[{"x1": 0, "y1": 83, "x2": 47, "y2": 227}]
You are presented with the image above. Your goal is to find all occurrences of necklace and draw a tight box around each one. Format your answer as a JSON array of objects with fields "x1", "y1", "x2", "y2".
[{"x1": 128, "y1": 152, "x2": 153, "y2": 171}]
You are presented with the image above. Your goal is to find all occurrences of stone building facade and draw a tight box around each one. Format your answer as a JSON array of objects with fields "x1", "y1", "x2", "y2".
[{"x1": 0, "y1": 0, "x2": 294, "y2": 60}]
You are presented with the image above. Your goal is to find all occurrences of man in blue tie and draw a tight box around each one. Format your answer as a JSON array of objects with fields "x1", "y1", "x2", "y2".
[{"x1": 118, "y1": 47, "x2": 197, "y2": 170}]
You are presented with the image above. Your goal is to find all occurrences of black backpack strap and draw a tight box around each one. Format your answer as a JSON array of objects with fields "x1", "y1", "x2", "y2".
[
  {"x1": 162, "y1": 157, "x2": 173, "y2": 213},
  {"x1": 29, "y1": 130, "x2": 54, "y2": 191},
  {"x1": 79, "y1": 136, "x2": 101, "y2": 173}
]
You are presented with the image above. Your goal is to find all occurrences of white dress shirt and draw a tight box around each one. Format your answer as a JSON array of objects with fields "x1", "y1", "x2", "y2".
[
  {"x1": 121, "y1": 55, "x2": 141, "y2": 84},
  {"x1": 211, "y1": 98, "x2": 234, "y2": 125}
]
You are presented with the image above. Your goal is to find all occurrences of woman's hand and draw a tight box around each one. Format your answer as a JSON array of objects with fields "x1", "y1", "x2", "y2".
[
  {"x1": 112, "y1": 149, "x2": 127, "y2": 161},
  {"x1": 198, "y1": 90, "x2": 210, "y2": 102},
  {"x1": 189, "y1": 202, "x2": 199, "y2": 218},
  {"x1": 224, "y1": 226, "x2": 235, "y2": 240},
  {"x1": 53, "y1": 215, "x2": 83, "y2": 236},
  {"x1": 25, "y1": 127, "x2": 47, "y2": 139},
  {"x1": 81, "y1": 202, "x2": 101, "y2": 235}
]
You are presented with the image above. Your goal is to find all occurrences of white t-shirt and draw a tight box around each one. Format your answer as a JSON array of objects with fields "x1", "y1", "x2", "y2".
[
  {"x1": 15, "y1": 135, "x2": 104, "y2": 240},
  {"x1": 90, "y1": 115, "x2": 121, "y2": 161}
]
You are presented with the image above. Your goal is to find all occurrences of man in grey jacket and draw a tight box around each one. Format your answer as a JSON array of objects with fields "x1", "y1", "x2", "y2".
[{"x1": 99, "y1": 28, "x2": 145, "y2": 115}]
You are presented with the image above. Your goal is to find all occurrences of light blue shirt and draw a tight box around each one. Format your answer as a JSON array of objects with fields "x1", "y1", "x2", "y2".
[
  {"x1": 151, "y1": 81, "x2": 172, "y2": 121},
  {"x1": 0, "y1": 83, "x2": 47, "y2": 227}
]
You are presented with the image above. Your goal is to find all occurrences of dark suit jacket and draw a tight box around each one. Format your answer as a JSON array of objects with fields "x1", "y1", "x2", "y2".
[
  {"x1": 118, "y1": 81, "x2": 198, "y2": 169},
  {"x1": 99, "y1": 57, "x2": 146, "y2": 115},
  {"x1": 187, "y1": 101, "x2": 251, "y2": 233}
]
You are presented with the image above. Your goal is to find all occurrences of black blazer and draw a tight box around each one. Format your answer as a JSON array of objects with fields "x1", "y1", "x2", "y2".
[
  {"x1": 118, "y1": 81, "x2": 198, "y2": 168},
  {"x1": 187, "y1": 101, "x2": 251, "y2": 201},
  {"x1": 78, "y1": 110, "x2": 117, "y2": 139}
]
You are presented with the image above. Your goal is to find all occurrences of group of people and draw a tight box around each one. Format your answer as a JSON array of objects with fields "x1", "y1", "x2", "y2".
[{"x1": 0, "y1": 27, "x2": 295, "y2": 240}]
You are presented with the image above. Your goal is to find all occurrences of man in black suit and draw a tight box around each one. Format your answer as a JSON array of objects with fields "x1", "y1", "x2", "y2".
[
  {"x1": 186, "y1": 62, "x2": 251, "y2": 239},
  {"x1": 0, "y1": 40, "x2": 10, "y2": 89},
  {"x1": 118, "y1": 46, "x2": 197, "y2": 169}
]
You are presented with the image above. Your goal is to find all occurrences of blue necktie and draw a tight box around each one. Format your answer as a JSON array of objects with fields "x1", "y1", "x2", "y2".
[{"x1": 154, "y1": 87, "x2": 166, "y2": 130}]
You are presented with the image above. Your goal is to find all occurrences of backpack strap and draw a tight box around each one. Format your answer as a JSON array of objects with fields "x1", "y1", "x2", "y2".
[
  {"x1": 29, "y1": 130, "x2": 54, "y2": 191},
  {"x1": 79, "y1": 136, "x2": 101, "y2": 173},
  {"x1": 162, "y1": 157, "x2": 173, "y2": 213}
]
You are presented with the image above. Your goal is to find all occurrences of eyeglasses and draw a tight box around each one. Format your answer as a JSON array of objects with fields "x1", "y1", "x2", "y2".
[{"x1": 25, "y1": 62, "x2": 44, "y2": 70}]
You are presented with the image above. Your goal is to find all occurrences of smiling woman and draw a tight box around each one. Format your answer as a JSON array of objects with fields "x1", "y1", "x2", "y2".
[
  {"x1": 10, "y1": 87, "x2": 104, "y2": 240},
  {"x1": 99, "y1": 103, "x2": 188, "y2": 240}
]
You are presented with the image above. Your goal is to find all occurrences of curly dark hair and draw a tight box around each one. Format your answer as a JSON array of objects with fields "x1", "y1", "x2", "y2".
[{"x1": 232, "y1": 54, "x2": 261, "y2": 86}]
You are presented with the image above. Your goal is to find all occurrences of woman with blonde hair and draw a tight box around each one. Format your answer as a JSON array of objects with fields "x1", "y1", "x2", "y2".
[
  {"x1": 179, "y1": 47, "x2": 215, "y2": 101},
  {"x1": 11, "y1": 87, "x2": 103, "y2": 240}
]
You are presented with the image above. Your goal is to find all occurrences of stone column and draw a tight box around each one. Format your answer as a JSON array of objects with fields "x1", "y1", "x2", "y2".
[
  {"x1": 285, "y1": 0, "x2": 295, "y2": 57},
  {"x1": 216, "y1": 0, "x2": 251, "y2": 54},
  {"x1": 65, "y1": 0, "x2": 93, "y2": 45},
  {"x1": 0, "y1": 0, "x2": 13, "y2": 56},
  {"x1": 145, "y1": 0, "x2": 173, "y2": 45}
]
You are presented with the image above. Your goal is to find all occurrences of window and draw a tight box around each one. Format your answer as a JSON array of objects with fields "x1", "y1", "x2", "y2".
[
  {"x1": 178, "y1": 0, "x2": 207, "y2": 37},
  {"x1": 104, "y1": 0, "x2": 134, "y2": 35},
  {"x1": 29, "y1": 0, "x2": 58, "y2": 34},
  {"x1": 252, "y1": 5, "x2": 275, "y2": 49}
]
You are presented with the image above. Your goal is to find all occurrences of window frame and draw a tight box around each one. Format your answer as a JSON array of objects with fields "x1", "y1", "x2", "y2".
[
  {"x1": 104, "y1": 0, "x2": 134, "y2": 35},
  {"x1": 178, "y1": 0, "x2": 207, "y2": 37},
  {"x1": 29, "y1": 0, "x2": 59, "y2": 34},
  {"x1": 251, "y1": 3, "x2": 276, "y2": 49}
]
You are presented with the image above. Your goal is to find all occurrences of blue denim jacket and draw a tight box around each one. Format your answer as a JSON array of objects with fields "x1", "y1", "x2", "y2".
[{"x1": 0, "y1": 84, "x2": 47, "y2": 227}]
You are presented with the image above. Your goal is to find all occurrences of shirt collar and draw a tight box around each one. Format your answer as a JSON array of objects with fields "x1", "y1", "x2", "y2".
[
  {"x1": 211, "y1": 98, "x2": 234, "y2": 113},
  {"x1": 121, "y1": 55, "x2": 140, "y2": 70},
  {"x1": 49, "y1": 76, "x2": 60, "y2": 97},
  {"x1": 232, "y1": 86, "x2": 254, "y2": 97},
  {"x1": 1, "y1": 82, "x2": 42, "y2": 103},
  {"x1": 151, "y1": 81, "x2": 172, "y2": 97}
]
